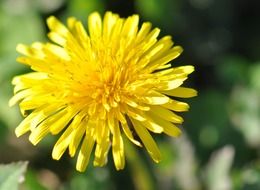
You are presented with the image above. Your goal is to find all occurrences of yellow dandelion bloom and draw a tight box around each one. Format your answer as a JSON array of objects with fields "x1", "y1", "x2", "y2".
[{"x1": 10, "y1": 11, "x2": 197, "y2": 172}]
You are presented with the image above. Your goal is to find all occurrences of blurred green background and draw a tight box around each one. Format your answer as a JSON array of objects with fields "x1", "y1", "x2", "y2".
[{"x1": 0, "y1": 0, "x2": 260, "y2": 189}]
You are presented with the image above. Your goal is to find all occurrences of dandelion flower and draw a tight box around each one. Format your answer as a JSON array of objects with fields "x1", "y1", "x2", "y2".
[{"x1": 10, "y1": 11, "x2": 197, "y2": 172}]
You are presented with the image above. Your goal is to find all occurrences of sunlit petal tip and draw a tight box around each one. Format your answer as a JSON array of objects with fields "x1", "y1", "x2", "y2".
[
  {"x1": 14, "y1": 129, "x2": 20, "y2": 137},
  {"x1": 76, "y1": 158, "x2": 87, "y2": 173},
  {"x1": 16, "y1": 43, "x2": 25, "y2": 51},
  {"x1": 174, "y1": 45, "x2": 183, "y2": 53},
  {"x1": 115, "y1": 163, "x2": 125, "y2": 171},
  {"x1": 15, "y1": 127, "x2": 26, "y2": 137},
  {"x1": 166, "y1": 126, "x2": 182, "y2": 137},
  {"x1": 89, "y1": 11, "x2": 101, "y2": 18},
  {"x1": 16, "y1": 57, "x2": 26, "y2": 64},
  {"x1": 180, "y1": 65, "x2": 195, "y2": 74},
  {"x1": 8, "y1": 98, "x2": 16, "y2": 107},
  {"x1": 193, "y1": 89, "x2": 198, "y2": 96},
  {"x1": 76, "y1": 165, "x2": 85, "y2": 173},
  {"x1": 16, "y1": 44, "x2": 28, "y2": 55},
  {"x1": 46, "y1": 16, "x2": 58, "y2": 28},
  {"x1": 149, "y1": 150, "x2": 162, "y2": 163},
  {"x1": 28, "y1": 135, "x2": 39, "y2": 146},
  {"x1": 52, "y1": 149, "x2": 62, "y2": 160},
  {"x1": 67, "y1": 16, "x2": 76, "y2": 22},
  {"x1": 178, "y1": 104, "x2": 190, "y2": 112},
  {"x1": 153, "y1": 157, "x2": 161, "y2": 163},
  {"x1": 176, "y1": 130, "x2": 182, "y2": 137}
]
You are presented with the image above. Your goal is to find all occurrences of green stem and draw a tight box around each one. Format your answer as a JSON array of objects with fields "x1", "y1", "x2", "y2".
[{"x1": 125, "y1": 141, "x2": 154, "y2": 190}]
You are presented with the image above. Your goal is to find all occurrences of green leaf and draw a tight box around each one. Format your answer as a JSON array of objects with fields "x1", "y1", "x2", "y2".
[
  {"x1": 63, "y1": 167, "x2": 113, "y2": 190},
  {"x1": 229, "y1": 85, "x2": 260, "y2": 147},
  {"x1": 241, "y1": 162, "x2": 260, "y2": 190},
  {"x1": 0, "y1": 161, "x2": 28, "y2": 190},
  {"x1": 228, "y1": 63, "x2": 260, "y2": 148},
  {"x1": 0, "y1": 55, "x2": 26, "y2": 130},
  {"x1": 172, "y1": 134, "x2": 201, "y2": 190},
  {"x1": 216, "y1": 55, "x2": 249, "y2": 88},
  {"x1": 185, "y1": 90, "x2": 229, "y2": 148},
  {"x1": 249, "y1": 63, "x2": 260, "y2": 91},
  {"x1": 135, "y1": 0, "x2": 183, "y2": 32},
  {"x1": 204, "y1": 146, "x2": 235, "y2": 190},
  {"x1": 0, "y1": 3, "x2": 44, "y2": 56},
  {"x1": 24, "y1": 170, "x2": 50, "y2": 190},
  {"x1": 67, "y1": 0, "x2": 105, "y2": 21}
]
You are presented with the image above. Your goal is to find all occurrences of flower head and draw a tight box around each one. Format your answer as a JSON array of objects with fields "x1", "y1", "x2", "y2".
[{"x1": 10, "y1": 11, "x2": 197, "y2": 172}]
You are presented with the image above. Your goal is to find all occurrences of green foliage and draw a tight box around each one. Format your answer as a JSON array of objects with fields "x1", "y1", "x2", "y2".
[
  {"x1": 0, "y1": 161, "x2": 28, "y2": 190},
  {"x1": 23, "y1": 170, "x2": 47, "y2": 190},
  {"x1": 135, "y1": 0, "x2": 183, "y2": 32},
  {"x1": 66, "y1": 169, "x2": 112, "y2": 190},
  {"x1": 229, "y1": 63, "x2": 260, "y2": 147},
  {"x1": 204, "y1": 146, "x2": 235, "y2": 190},
  {"x1": 67, "y1": 0, "x2": 105, "y2": 21}
]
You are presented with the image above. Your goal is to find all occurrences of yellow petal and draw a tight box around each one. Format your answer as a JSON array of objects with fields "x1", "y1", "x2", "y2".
[
  {"x1": 142, "y1": 43, "x2": 164, "y2": 61},
  {"x1": 122, "y1": 96, "x2": 150, "y2": 111},
  {"x1": 141, "y1": 91, "x2": 170, "y2": 105},
  {"x1": 127, "y1": 108, "x2": 146, "y2": 121},
  {"x1": 175, "y1": 65, "x2": 195, "y2": 75},
  {"x1": 135, "y1": 118, "x2": 163, "y2": 134},
  {"x1": 67, "y1": 17, "x2": 77, "y2": 30},
  {"x1": 136, "y1": 22, "x2": 152, "y2": 43},
  {"x1": 157, "y1": 63, "x2": 172, "y2": 70},
  {"x1": 15, "y1": 111, "x2": 37, "y2": 137},
  {"x1": 110, "y1": 18, "x2": 124, "y2": 42},
  {"x1": 76, "y1": 126, "x2": 95, "y2": 172},
  {"x1": 157, "y1": 78, "x2": 186, "y2": 91},
  {"x1": 95, "y1": 120, "x2": 107, "y2": 145},
  {"x1": 93, "y1": 121, "x2": 110, "y2": 167},
  {"x1": 162, "y1": 87, "x2": 198, "y2": 98},
  {"x1": 139, "y1": 28, "x2": 160, "y2": 53},
  {"x1": 103, "y1": 12, "x2": 119, "y2": 40},
  {"x1": 158, "y1": 65, "x2": 194, "y2": 77},
  {"x1": 19, "y1": 96, "x2": 51, "y2": 112},
  {"x1": 162, "y1": 99, "x2": 190, "y2": 112},
  {"x1": 75, "y1": 21, "x2": 90, "y2": 44},
  {"x1": 45, "y1": 43, "x2": 70, "y2": 61},
  {"x1": 149, "y1": 105, "x2": 184, "y2": 124},
  {"x1": 48, "y1": 32, "x2": 66, "y2": 46},
  {"x1": 52, "y1": 125, "x2": 74, "y2": 160},
  {"x1": 149, "y1": 36, "x2": 173, "y2": 61},
  {"x1": 121, "y1": 122, "x2": 142, "y2": 147},
  {"x1": 93, "y1": 138, "x2": 110, "y2": 167},
  {"x1": 49, "y1": 109, "x2": 76, "y2": 135},
  {"x1": 9, "y1": 89, "x2": 32, "y2": 107},
  {"x1": 111, "y1": 121, "x2": 125, "y2": 170},
  {"x1": 146, "y1": 46, "x2": 183, "y2": 71},
  {"x1": 69, "y1": 122, "x2": 86, "y2": 157},
  {"x1": 88, "y1": 12, "x2": 102, "y2": 38},
  {"x1": 16, "y1": 44, "x2": 45, "y2": 58},
  {"x1": 69, "y1": 111, "x2": 87, "y2": 157},
  {"x1": 131, "y1": 119, "x2": 161, "y2": 163},
  {"x1": 15, "y1": 103, "x2": 57, "y2": 136},
  {"x1": 121, "y1": 15, "x2": 139, "y2": 37},
  {"x1": 114, "y1": 109, "x2": 127, "y2": 124},
  {"x1": 146, "y1": 111, "x2": 182, "y2": 137},
  {"x1": 47, "y1": 16, "x2": 69, "y2": 37},
  {"x1": 69, "y1": 114, "x2": 89, "y2": 157},
  {"x1": 12, "y1": 72, "x2": 48, "y2": 86},
  {"x1": 29, "y1": 122, "x2": 50, "y2": 145}
]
